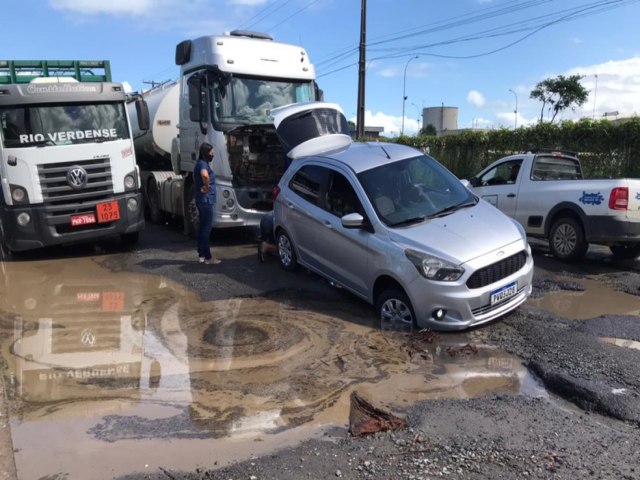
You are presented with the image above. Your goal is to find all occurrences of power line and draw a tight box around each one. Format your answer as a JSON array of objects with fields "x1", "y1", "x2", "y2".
[{"x1": 317, "y1": 0, "x2": 640, "y2": 78}]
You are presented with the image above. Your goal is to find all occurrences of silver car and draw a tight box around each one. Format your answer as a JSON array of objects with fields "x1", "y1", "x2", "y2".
[{"x1": 272, "y1": 104, "x2": 533, "y2": 331}]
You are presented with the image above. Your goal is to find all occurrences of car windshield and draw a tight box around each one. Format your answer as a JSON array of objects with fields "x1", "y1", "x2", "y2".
[
  {"x1": 212, "y1": 75, "x2": 315, "y2": 125},
  {"x1": 358, "y1": 154, "x2": 477, "y2": 227}
]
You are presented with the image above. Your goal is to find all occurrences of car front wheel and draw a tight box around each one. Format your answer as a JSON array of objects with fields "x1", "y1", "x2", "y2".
[
  {"x1": 376, "y1": 288, "x2": 416, "y2": 330},
  {"x1": 277, "y1": 231, "x2": 298, "y2": 271}
]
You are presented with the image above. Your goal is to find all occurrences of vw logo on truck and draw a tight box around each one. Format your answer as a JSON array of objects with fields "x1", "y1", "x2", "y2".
[{"x1": 66, "y1": 166, "x2": 88, "y2": 189}]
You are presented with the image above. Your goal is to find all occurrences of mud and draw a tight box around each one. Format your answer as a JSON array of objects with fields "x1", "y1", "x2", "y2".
[{"x1": 0, "y1": 256, "x2": 545, "y2": 479}]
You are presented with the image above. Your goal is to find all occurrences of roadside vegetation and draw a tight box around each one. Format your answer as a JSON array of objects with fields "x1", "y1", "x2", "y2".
[{"x1": 391, "y1": 117, "x2": 640, "y2": 180}]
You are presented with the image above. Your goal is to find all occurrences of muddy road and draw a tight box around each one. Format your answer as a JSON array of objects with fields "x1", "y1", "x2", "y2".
[{"x1": 0, "y1": 225, "x2": 638, "y2": 479}]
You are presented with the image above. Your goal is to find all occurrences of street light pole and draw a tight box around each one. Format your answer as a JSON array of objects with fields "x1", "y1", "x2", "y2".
[
  {"x1": 401, "y1": 56, "x2": 418, "y2": 136},
  {"x1": 508, "y1": 88, "x2": 518, "y2": 129},
  {"x1": 592, "y1": 74, "x2": 598, "y2": 119}
]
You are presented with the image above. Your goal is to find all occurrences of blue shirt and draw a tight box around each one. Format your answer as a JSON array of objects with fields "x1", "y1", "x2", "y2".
[{"x1": 194, "y1": 159, "x2": 216, "y2": 205}]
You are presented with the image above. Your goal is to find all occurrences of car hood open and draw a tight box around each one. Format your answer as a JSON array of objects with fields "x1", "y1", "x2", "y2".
[{"x1": 271, "y1": 101, "x2": 352, "y2": 160}]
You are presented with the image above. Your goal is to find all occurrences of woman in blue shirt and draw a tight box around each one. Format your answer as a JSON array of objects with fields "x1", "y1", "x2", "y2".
[{"x1": 194, "y1": 142, "x2": 221, "y2": 264}]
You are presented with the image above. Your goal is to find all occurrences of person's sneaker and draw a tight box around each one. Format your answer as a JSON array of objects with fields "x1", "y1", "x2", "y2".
[
  {"x1": 258, "y1": 243, "x2": 266, "y2": 263},
  {"x1": 205, "y1": 258, "x2": 222, "y2": 265}
]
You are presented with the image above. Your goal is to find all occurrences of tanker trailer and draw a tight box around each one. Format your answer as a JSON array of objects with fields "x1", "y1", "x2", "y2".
[{"x1": 127, "y1": 81, "x2": 182, "y2": 224}]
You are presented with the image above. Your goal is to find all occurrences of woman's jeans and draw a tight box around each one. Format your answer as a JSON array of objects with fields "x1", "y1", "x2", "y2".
[{"x1": 196, "y1": 202, "x2": 214, "y2": 259}]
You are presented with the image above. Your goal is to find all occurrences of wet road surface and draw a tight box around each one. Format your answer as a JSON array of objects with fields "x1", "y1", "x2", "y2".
[{"x1": 0, "y1": 228, "x2": 638, "y2": 479}]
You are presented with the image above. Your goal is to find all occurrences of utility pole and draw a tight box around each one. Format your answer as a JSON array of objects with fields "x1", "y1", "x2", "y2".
[
  {"x1": 508, "y1": 89, "x2": 518, "y2": 129},
  {"x1": 356, "y1": 0, "x2": 366, "y2": 139}
]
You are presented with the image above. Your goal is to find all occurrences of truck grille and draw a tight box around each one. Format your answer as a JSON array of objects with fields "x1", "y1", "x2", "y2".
[
  {"x1": 37, "y1": 158, "x2": 115, "y2": 231},
  {"x1": 466, "y1": 251, "x2": 527, "y2": 289},
  {"x1": 38, "y1": 157, "x2": 114, "y2": 208}
]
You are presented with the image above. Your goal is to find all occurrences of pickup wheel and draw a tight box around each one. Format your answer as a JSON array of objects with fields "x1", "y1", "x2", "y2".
[
  {"x1": 549, "y1": 217, "x2": 588, "y2": 261},
  {"x1": 610, "y1": 243, "x2": 640, "y2": 260}
]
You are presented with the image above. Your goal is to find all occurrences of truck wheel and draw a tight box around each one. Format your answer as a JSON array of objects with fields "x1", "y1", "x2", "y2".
[
  {"x1": 376, "y1": 288, "x2": 417, "y2": 330},
  {"x1": 147, "y1": 178, "x2": 166, "y2": 224},
  {"x1": 0, "y1": 219, "x2": 14, "y2": 260},
  {"x1": 549, "y1": 217, "x2": 588, "y2": 261},
  {"x1": 276, "y1": 231, "x2": 298, "y2": 271},
  {"x1": 120, "y1": 232, "x2": 139, "y2": 249},
  {"x1": 610, "y1": 243, "x2": 640, "y2": 260}
]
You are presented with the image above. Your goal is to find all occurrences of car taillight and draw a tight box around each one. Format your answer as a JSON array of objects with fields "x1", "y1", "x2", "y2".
[
  {"x1": 272, "y1": 185, "x2": 281, "y2": 200},
  {"x1": 608, "y1": 187, "x2": 628, "y2": 210}
]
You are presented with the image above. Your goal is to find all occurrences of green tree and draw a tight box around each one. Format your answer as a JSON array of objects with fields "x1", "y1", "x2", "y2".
[
  {"x1": 530, "y1": 74, "x2": 589, "y2": 123},
  {"x1": 419, "y1": 124, "x2": 438, "y2": 136}
]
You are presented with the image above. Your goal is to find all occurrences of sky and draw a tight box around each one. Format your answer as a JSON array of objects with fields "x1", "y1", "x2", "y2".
[{"x1": 4, "y1": 0, "x2": 640, "y2": 136}]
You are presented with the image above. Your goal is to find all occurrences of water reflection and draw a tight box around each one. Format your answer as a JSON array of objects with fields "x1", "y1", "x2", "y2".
[{"x1": 0, "y1": 257, "x2": 544, "y2": 479}]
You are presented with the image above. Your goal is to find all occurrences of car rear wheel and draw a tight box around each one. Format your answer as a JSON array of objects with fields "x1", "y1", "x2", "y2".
[
  {"x1": 610, "y1": 243, "x2": 640, "y2": 260},
  {"x1": 549, "y1": 217, "x2": 588, "y2": 261},
  {"x1": 376, "y1": 288, "x2": 416, "y2": 330},
  {"x1": 277, "y1": 231, "x2": 298, "y2": 271}
]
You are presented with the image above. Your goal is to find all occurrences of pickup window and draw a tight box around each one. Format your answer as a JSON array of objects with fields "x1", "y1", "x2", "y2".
[
  {"x1": 477, "y1": 159, "x2": 523, "y2": 186},
  {"x1": 531, "y1": 155, "x2": 582, "y2": 181}
]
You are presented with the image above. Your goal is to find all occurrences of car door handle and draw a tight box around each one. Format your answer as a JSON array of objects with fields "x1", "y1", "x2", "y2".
[
  {"x1": 286, "y1": 201, "x2": 295, "y2": 209},
  {"x1": 323, "y1": 221, "x2": 333, "y2": 229},
  {"x1": 507, "y1": 193, "x2": 516, "y2": 198}
]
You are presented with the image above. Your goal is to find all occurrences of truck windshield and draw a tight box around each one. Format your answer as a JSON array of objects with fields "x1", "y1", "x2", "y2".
[
  {"x1": 213, "y1": 76, "x2": 315, "y2": 125},
  {"x1": 0, "y1": 102, "x2": 130, "y2": 148}
]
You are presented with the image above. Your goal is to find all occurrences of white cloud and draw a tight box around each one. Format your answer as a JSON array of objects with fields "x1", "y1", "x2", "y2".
[
  {"x1": 378, "y1": 68, "x2": 397, "y2": 78},
  {"x1": 467, "y1": 90, "x2": 485, "y2": 108},
  {"x1": 50, "y1": 0, "x2": 154, "y2": 15},
  {"x1": 349, "y1": 111, "x2": 420, "y2": 137},
  {"x1": 565, "y1": 56, "x2": 640, "y2": 120}
]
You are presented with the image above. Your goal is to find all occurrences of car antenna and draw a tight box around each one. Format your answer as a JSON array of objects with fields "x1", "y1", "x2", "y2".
[{"x1": 378, "y1": 143, "x2": 391, "y2": 159}]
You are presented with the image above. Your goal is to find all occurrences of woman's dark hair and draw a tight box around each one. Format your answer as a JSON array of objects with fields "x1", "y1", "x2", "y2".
[{"x1": 199, "y1": 142, "x2": 214, "y2": 161}]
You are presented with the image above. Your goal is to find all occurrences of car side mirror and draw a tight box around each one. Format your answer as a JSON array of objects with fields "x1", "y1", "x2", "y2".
[{"x1": 341, "y1": 212, "x2": 365, "y2": 229}]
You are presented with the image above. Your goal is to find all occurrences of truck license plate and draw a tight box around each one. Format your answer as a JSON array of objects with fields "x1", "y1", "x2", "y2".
[
  {"x1": 96, "y1": 200, "x2": 120, "y2": 223},
  {"x1": 490, "y1": 281, "x2": 517, "y2": 305},
  {"x1": 71, "y1": 213, "x2": 96, "y2": 226}
]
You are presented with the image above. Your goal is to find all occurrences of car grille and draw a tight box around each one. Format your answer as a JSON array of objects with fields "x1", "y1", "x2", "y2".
[{"x1": 466, "y1": 251, "x2": 527, "y2": 289}]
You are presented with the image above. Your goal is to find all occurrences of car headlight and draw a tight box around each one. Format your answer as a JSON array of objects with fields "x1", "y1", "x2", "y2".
[{"x1": 405, "y1": 249, "x2": 464, "y2": 281}]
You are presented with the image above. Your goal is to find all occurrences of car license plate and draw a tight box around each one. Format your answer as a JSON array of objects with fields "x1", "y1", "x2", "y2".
[
  {"x1": 97, "y1": 200, "x2": 120, "y2": 223},
  {"x1": 491, "y1": 281, "x2": 517, "y2": 305},
  {"x1": 71, "y1": 213, "x2": 96, "y2": 226}
]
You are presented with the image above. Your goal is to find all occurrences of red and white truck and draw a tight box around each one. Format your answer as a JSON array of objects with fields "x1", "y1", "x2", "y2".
[{"x1": 469, "y1": 148, "x2": 640, "y2": 261}]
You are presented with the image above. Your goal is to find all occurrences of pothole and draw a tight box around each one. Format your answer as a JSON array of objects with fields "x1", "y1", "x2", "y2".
[{"x1": 0, "y1": 257, "x2": 547, "y2": 479}]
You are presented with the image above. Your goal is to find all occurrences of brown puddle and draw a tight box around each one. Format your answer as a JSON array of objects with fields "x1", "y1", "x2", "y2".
[
  {"x1": 528, "y1": 277, "x2": 640, "y2": 319},
  {"x1": 0, "y1": 257, "x2": 545, "y2": 479}
]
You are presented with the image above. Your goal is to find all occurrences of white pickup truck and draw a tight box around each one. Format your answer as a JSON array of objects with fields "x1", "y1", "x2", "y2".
[{"x1": 468, "y1": 149, "x2": 640, "y2": 261}]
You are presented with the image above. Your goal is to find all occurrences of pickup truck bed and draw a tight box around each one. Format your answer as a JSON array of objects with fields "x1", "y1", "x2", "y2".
[{"x1": 469, "y1": 149, "x2": 640, "y2": 261}]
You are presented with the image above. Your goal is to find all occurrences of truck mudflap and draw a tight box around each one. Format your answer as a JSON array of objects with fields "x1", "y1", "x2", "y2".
[{"x1": 0, "y1": 192, "x2": 144, "y2": 252}]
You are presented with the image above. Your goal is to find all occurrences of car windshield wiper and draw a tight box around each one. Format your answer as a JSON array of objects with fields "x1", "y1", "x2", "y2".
[
  {"x1": 429, "y1": 200, "x2": 477, "y2": 218},
  {"x1": 390, "y1": 215, "x2": 427, "y2": 227}
]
